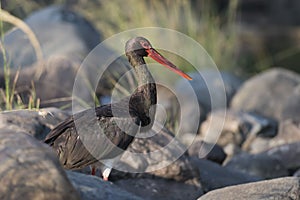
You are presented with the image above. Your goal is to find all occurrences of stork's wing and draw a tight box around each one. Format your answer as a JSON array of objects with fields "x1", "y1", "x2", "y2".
[{"x1": 44, "y1": 104, "x2": 140, "y2": 170}]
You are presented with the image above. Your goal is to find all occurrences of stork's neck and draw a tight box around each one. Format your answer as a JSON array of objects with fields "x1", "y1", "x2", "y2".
[{"x1": 127, "y1": 53, "x2": 157, "y2": 126}]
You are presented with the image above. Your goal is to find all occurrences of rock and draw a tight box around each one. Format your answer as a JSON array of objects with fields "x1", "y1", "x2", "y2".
[
  {"x1": 281, "y1": 85, "x2": 300, "y2": 122},
  {"x1": 188, "y1": 138, "x2": 227, "y2": 164},
  {"x1": 66, "y1": 171, "x2": 142, "y2": 200},
  {"x1": 198, "y1": 177, "x2": 300, "y2": 200},
  {"x1": 247, "y1": 137, "x2": 271, "y2": 154},
  {"x1": 200, "y1": 109, "x2": 278, "y2": 149},
  {"x1": 0, "y1": 108, "x2": 69, "y2": 140},
  {"x1": 273, "y1": 120, "x2": 300, "y2": 147},
  {"x1": 249, "y1": 120, "x2": 300, "y2": 152},
  {"x1": 0, "y1": 5, "x2": 103, "y2": 108},
  {"x1": 224, "y1": 153, "x2": 289, "y2": 179},
  {"x1": 8, "y1": 57, "x2": 81, "y2": 108},
  {"x1": 0, "y1": 6, "x2": 128, "y2": 109},
  {"x1": 115, "y1": 178, "x2": 203, "y2": 200},
  {"x1": 111, "y1": 126, "x2": 198, "y2": 182},
  {"x1": 262, "y1": 142, "x2": 300, "y2": 172},
  {"x1": 231, "y1": 68, "x2": 300, "y2": 120},
  {"x1": 175, "y1": 70, "x2": 243, "y2": 134},
  {"x1": 1, "y1": 5, "x2": 101, "y2": 68},
  {"x1": 294, "y1": 169, "x2": 300, "y2": 177},
  {"x1": 0, "y1": 129, "x2": 79, "y2": 200},
  {"x1": 176, "y1": 70, "x2": 243, "y2": 114},
  {"x1": 155, "y1": 84, "x2": 181, "y2": 133},
  {"x1": 191, "y1": 158, "x2": 261, "y2": 192}
]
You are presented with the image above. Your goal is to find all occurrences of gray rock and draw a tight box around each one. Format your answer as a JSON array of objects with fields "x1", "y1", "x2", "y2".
[
  {"x1": 231, "y1": 68, "x2": 300, "y2": 120},
  {"x1": 0, "y1": 5, "x2": 103, "y2": 108},
  {"x1": 0, "y1": 108, "x2": 69, "y2": 140},
  {"x1": 281, "y1": 85, "x2": 300, "y2": 122},
  {"x1": 0, "y1": 129, "x2": 79, "y2": 200},
  {"x1": 188, "y1": 138, "x2": 227, "y2": 164},
  {"x1": 66, "y1": 171, "x2": 142, "y2": 200},
  {"x1": 200, "y1": 109, "x2": 277, "y2": 149},
  {"x1": 250, "y1": 120, "x2": 300, "y2": 152},
  {"x1": 198, "y1": 177, "x2": 300, "y2": 200},
  {"x1": 155, "y1": 84, "x2": 181, "y2": 133},
  {"x1": 176, "y1": 70, "x2": 243, "y2": 114},
  {"x1": 224, "y1": 153, "x2": 289, "y2": 179},
  {"x1": 111, "y1": 126, "x2": 197, "y2": 182},
  {"x1": 175, "y1": 70, "x2": 243, "y2": 134},
  {"x1": 1, "y1": 5, "x2": 101, "y2": 68},
  {"x1": 262, "y1": 142, "x2": 300, "y2": 172},
  {"x1": 12, "y1": 57, "x2": 81, "y2": 108},
  {"x1": 294, "y1": 169, "x2": 300, "y2": 177},
  {"x1": 191, "y1": 158, "x2": 261, "y2": 192},
  {"x1": 115, "y1": 178, "x2": 203, "y2": 200}
]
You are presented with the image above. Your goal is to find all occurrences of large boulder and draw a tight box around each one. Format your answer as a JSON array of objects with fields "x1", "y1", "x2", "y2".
[
  {"x1": 198, "y1": 177, "x2": 300, "y2": 200},
  {"x1": 191, "y1": 158, "x2": 261, "y2": 192},
  {"x1": 200, "y1": 109, "x2": 277, "y2": 152},
  {"x1": 0, "y1": 129, "x2": 80, "y2": 200},
  {"x1": 0, "y1": 5, "x2": 103, "y2": 108},
  {"x1": 262, "y1": 142, "x2": 300, "y2": 172},
  {"x1": 224, "y1": 153, "x2": 289, "y2": 179},
  {"x1": 66, "y1": 171, "x2": 143, "y2": 200},
  {"x1": 281, "y1": 85, "x2": 300, "y2": 122},
  {"x1": 115, "y1": 177, "x2": 203, "y2": 200},
  {"x1": 231, "y1": 68, "x2": 300, "y2": 121},
  {"x1": 111, "y1": 126, "x2": 198, "y2": 182},
  {"x1": 175, "y1": 70, "x2": 243, "y2": 134},
  {"x1": 1, "y1": 5, "x2": 101, "y2": 68},
  {"x1": 0, "y1": 108, "x2": 69, "y2": 140}
]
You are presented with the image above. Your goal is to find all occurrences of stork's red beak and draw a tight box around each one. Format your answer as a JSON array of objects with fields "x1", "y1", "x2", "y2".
[{"x1": 146, "y1": 48, "x2": 192, "y2": 80}]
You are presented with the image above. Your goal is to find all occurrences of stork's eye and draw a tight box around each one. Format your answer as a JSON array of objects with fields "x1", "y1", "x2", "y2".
[{"x1": 140, "y1": 41, "x2": 151, "y2": 49}]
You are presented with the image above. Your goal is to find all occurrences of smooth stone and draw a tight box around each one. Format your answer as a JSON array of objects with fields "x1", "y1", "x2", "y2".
[
  {"x1": 0, "y1": 129, "x2": 79, "y2": 200},
  {"x1": 231, "y1": 68, "x2": 300, "y2": 120},
  {"x1": 115, "y1": 178, "x2": 203, "y2": 200},
  {"x1": 224, "y1": 153, "x2": 289, "y2": 179},
  {"x1": 175, "y1": 70, "x2": 243, "y2": 134},
  {"x1": 262, "y1": 142, "x2": 300, "y2": 172},
  {"x1": 66, "y1": 171, "x2": 142, "y2": 200},
  {"x1": 0, "y1": 108, "x2": 69, "y2": 140},
  {"x1": 198, "y1": 177, "x2": 300, "y2": 200},
  {"x1": 191, "y1": 157, "x2": 261, "y2": 192},
  {"x1": 188, "y1": 138, "x2": 227, "y2": 164}
]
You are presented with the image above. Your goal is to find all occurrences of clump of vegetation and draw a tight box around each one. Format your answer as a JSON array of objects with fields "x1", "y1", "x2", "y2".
[
  {"x1": 0, "y1": 3, "x2": 41, "y2": 110},
  {"x1": 75, "y1": 0, "x2": 239, "y2": 72},
  {"x1": 2, "y1": 0, "x2": 240, "y2": 71}
]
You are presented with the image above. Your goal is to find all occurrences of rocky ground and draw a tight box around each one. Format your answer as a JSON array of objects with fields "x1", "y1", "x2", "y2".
[
  {"x1": 1, "y1": 67, "x2": 300, "y2": 199},
  {"x1": 0, "y1": 4, "x2": 300, "y2": 200}
]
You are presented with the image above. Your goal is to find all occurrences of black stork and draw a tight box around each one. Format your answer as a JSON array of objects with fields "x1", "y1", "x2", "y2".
[{"x1": 44, "y1": 37, "x2": 192, "y2": 181}]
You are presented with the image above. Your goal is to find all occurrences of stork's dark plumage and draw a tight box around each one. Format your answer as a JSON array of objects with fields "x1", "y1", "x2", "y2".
[{"x1": 44, "y1": 37, "x2": 192, "y2": 180}]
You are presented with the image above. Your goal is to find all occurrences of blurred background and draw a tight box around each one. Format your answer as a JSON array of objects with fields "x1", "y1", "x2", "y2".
[
  {"x1": 1, "y1": 0, "x2": 299, "y2": 76},
  {"x1": 0, "y1": 0, "x2": 299, "y2": 111}
]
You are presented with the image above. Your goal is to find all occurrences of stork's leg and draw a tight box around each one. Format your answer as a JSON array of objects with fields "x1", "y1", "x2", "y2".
[
  {"x1": 91, "y1": 165, "x2": 96, "y2": 175},
  {"x1": 102, "y1": 167, "x2": 112, "y2": 181},
  {"x1": 101, "y1": 156, "x2": 120, "y2": 181}
]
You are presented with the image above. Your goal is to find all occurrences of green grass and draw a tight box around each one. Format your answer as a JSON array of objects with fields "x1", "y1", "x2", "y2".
[
  {"x1": 0, "y1": 3, "x2": 42, "y2": 111},
  {"x1": 0, "y1": 3, "x2": 11, "y2": 110},
  {"x1": 0, "y1": 0, "x2": 240, "y2": 111},
  {"x1": 74, "y1": 0, "x2": 239, "y2": 71},
  {"x1": 1, "y1": 0, "x2": 298, "y2": 112}
]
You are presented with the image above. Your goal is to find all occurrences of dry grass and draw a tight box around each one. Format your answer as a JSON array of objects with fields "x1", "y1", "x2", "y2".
[{"x1": 0, "y1": 5, "x2": 42, "y2": 110}]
